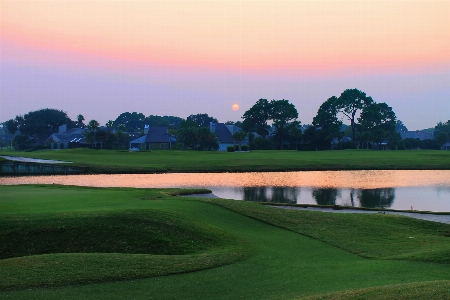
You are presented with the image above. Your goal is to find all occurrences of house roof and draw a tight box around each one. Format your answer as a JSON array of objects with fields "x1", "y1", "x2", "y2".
[
  {"x1": 46, "y1": 133, "x2": 85, "y2": 143},
  {"x1": 144, "y1": 127, "x2": 173, "y2": 143},
  {"x1": 213, "y1": 123, "x2": 235, "y2": 144},
  {"x1": 400, "y1": 131, "x2": 434, "y2": 140},
  {"x1": 65, "y1": 128, "x2": 86, "y2": 134}
]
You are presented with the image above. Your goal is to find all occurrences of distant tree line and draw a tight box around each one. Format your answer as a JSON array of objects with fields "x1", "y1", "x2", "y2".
[{"x1": 1, "y1": 89, "x2": 449, "y2": 151}]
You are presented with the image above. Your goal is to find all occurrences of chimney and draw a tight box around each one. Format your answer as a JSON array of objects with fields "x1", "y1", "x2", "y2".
[
  {"x1": 144, "y1": 124, "x2": 149, "y2": 135},
  {"x1": 210, "y1": 122, "x2": 216, "y2": 133}
]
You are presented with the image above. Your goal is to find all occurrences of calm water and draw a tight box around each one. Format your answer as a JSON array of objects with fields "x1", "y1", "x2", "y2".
[{"x1": 1, "y1": 170, "x2": 450, "y2": 212}]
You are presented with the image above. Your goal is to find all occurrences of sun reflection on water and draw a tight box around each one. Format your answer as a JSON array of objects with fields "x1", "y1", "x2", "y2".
[{"x1": 1, "y1": 170, "x2": 450, "y2": 189}]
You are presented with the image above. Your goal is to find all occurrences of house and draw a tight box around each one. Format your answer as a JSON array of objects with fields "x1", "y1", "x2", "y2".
[
  {"x1": 45, "y1": 125, "x2": 87, "y2": 149},
  {"x1": 129, "y1": 125, "x2": 176, "y2": 150},
  {"x1": 210, "y1": 122, "x2": 248, "y2": 151},
  {"x1": 400, "y1": 130, "x2": 434, "y2": 140}
]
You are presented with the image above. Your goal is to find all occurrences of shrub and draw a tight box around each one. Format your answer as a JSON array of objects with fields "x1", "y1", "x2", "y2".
[
  {"x1": 250, "y1": 137, "x2": 275, "y2": 150},
  {"x1": 227, "y1": 146, "x2": 235, "y2": 152},
  {"x1": 240, "y1": 145, "x2": 249, "y2": 151}
]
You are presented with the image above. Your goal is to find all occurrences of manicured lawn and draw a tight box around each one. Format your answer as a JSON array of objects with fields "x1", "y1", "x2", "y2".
[
  {"x1": 1, "y1": 148, "x2": 450, "y2": 173},
  {"x1": 1, "y1": 185, "x2": 450, "y2": 299}
]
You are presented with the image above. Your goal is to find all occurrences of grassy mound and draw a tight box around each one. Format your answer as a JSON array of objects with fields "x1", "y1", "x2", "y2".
[
  {"x1": 0, "y1": 210, "x2": 223, "y2": 259},
  {"x1": 0, "y1": 202, "x2": 248, "y2": 290},
  {"x1": 300, "y1": 280, "x2": 450, "y2": 300}
]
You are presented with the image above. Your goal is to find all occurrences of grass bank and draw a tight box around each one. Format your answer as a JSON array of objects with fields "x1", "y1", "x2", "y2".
[
  {"x1": 1, "y1": 184, "x2": 450, "y2": 299},
  {"x1": 1, "y1": 148, "x2": 450, "y2": 173}
]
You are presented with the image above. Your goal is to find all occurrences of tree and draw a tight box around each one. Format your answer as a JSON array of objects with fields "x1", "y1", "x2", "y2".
[
  {"x1": 114, "y1": 131, "x2": 131, "y2": 150},
  {"x1": 335, "y1": 89, "x2": 373, "y2": 147},
  {"x1": 396, "y1": 120, "x2": 408, "y2": 132},
  {"x1": 144, "y1": 115, "x2": 170, "y2": 128},
  {"x1": 270, "y1": 99, "x2": 299, "y2": 149},
  {"x1": 76, "y1": 114, "x2": 85, "y2": 128},
  {"x1": 12, "y1": 134, "x2": 29, "y2": 151},
  {"x1": 359, "y1": 102, "x2": 396, "y2": 149},
  {"x1": 186, "y1": 113, "x2": 218, "y2": 128},
  {"x1": 225, "y1": 120, "x2": 243, "y2": 128},
  {"x1": 114, "y1": 112, "x2": 146, "y2": 132},
  {"x1": 196, "y1": 127, "x2": 219, "y2": 151},
  {"x1": 312, "y1": 96, "x2": 343, "y2": 150},
  {"x1": 231, "y1": 130, "x2": 247, "y2": 150},
  {"x1": 242, "y1": 99, "x2": 272, "y2": 137},
  {"x1": 95, "y1": 129, "x2": 113, "y2": 149},
  {"x1": 435, "y1": 120, "x2": 450, "y2": 136},
  {"x1": 436, "y1": 132, "x2": 449, "y2": 149},
  {"x1": 15, "y1": 108, "x2": 74, "y2": 138},
  {"x1": 177, "y1": 125, "x2": 198, "y2": 150},
  {"x1": 105, "y1": 120, "x2": 114, "y2": 128},
  {"x1": 285, "y1": 122, "x2": 303, "y2": 150},
  {"x1": 87, "y1": 120, "x2": 100, "y2": 148},
  {"x1": 5, "y1": 119, "x2": 19, "y2": 148}
]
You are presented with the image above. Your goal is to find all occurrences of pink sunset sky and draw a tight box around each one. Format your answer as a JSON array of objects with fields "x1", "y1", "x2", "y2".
[{"x1": 1, "y1": 1, "x2": 449, "y2": 130}]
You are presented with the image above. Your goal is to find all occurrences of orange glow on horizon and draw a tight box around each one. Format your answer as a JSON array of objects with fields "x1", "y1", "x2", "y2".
[{"x1": 2, "y1": 1, "x2": 449, "y2": 76}]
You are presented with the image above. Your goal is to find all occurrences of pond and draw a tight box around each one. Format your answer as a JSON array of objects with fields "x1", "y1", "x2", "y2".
[{"x1": 1, "y1": 170, "x2": 449, "y2": 212}]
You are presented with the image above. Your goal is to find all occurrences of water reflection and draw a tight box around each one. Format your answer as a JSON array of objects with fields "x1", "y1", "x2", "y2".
[
  {"x1": 242, "y1": 187, "x2": 299, "y2": 204},
  {"x1": 357, "y1": 188, "x2": 395, "y2": 209},
  {"x1": 1, "y1": 170, "x2": 449, "y2": 212},
  {"x1": 312, "y1": 188, "x2": 340, "y2": 206},
  {"x1": 239, "y1": 187, "x2": 396, "y2": 208}
]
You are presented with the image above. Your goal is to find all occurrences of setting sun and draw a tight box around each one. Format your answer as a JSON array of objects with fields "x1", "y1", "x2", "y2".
[{"x1": 232, "y1": 104, "x2": 239, "y2": 111}]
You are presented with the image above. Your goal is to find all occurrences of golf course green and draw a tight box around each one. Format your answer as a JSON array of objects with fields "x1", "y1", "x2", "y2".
[
  {"x1": 1, "y1": 148, "x2": 450, "y2": 173},
  {"x1": 1, "y1": 183, "x2": 450, "y2": 299}
]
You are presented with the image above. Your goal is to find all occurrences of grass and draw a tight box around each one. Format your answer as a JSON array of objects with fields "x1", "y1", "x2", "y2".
[
  {"x1": 1, "y1": 184, "x2": 450, "y2": 299},
  {"x1": 300, "y1": 280, "x2": 450, "y2": 300},
  {"x1": 1, "y1": 148, "x2": 450, "y2": 173}
]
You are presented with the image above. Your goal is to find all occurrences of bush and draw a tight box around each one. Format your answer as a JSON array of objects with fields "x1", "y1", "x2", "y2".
[
  {"x1": 227, "y1": 146, "x2": 235, "y2": 152},
  {"x1": 250, "y1": 137, "x2": 275, "y2": 150},
  {"x1": 26, "y1": 144, "x2": 48, "y2": 152},
  {"x1": 240, "y1": 145, "x2": 249, "y2": 151}
]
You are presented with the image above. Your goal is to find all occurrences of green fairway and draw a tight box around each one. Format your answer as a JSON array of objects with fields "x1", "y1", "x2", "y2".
[
  {"x1": 1, "y1": 185, "x2": 450, "y2": 299},
  {"x1": 1, "y1": 148, "x2": 450, "y2": 173}
]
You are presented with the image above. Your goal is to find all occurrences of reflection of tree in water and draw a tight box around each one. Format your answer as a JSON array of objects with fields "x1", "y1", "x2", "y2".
[
  {"x1": 242, "y1": 187, "x2": 299, "y2": 204},
  {"x1": 242, "y1": 187, "x2": 270, "y2": 202},
  {"x1": 271, "y1": 187, "x2": 299, "y2": 204},
  {"x1": 357, "y1": 188, "x2": 395, "y2": 208},
  {"x1": 312, "y1": 188, "x2": 340, "y2": 206}
]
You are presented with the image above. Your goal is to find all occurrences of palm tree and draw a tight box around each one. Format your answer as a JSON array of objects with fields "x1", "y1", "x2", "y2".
[
  {"x1": 87, "y1": 120, "x2": 100, "y2": 148},
  {"x1": 77, "y1": 114, "x2": 85, "y2": 128}
]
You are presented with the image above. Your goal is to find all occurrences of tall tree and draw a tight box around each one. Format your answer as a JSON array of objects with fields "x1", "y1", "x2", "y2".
[
  {"x1": 114, "y1": 112, "x2": 146, "y2": 132},
  {"x1": 359, "y1": 102, "x2": 396, "y2": 148},
  {"x1": 242, "y1": 98, "x2": 272, "y2": 137},
  {"x1": 15, "y1": 108, "x2": 73, "y2": 138},
  {"x1": 87, "y1": 120, "x2": 100, "y2": 148},
  {"x1": 335, "y1": 89, "x2": 373, "y2": 147},
  {"x1": 312, "y1": 96, "x2": 343, "y2": 150},
  {"x1": 5, "y1": 119, "x2": 19, "y2": 148},
  {"x1": 186, "y1": 113, "x2": 218, "y2": 128},
  {"x1": 270, "y1": 99, "x2": 299, "y2": 149}
]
